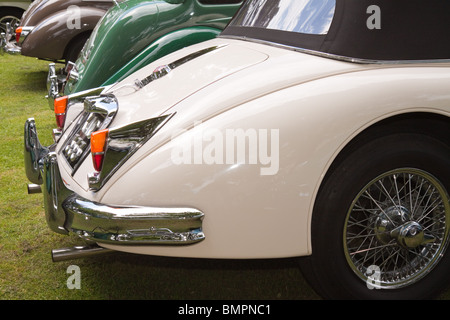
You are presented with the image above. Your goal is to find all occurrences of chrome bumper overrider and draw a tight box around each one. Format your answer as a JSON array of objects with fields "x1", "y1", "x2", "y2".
[
  {"x1": 1, "y1": 33, "x2": 21, "y2": 55},
  {"x1": 46, "y1": 63, "x2": 67, "y2": 108},
  {"x1": 1, "y1": 23, "x2": 21, "y2": 55},
  {"x1": 24, "y1": 118, "x2": 205, "y2": 245}
]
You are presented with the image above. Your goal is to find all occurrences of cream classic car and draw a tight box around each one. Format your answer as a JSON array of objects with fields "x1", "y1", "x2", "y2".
[
  {"x1": 0, "y1": 0, "x2": 32, "y2": 35},
  {"x1": 24, "y1": 0, "x2": 450, "y2": 299}
]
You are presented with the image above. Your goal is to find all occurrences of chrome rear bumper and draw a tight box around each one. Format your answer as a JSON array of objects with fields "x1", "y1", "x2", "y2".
[{"x1": 24, "y1": 118, "x2": 205, "y2": 245}]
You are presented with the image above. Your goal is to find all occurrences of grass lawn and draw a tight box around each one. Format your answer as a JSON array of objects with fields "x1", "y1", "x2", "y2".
[{"x1": 0, "y1": 54, "x2": 321, "y2": 301}]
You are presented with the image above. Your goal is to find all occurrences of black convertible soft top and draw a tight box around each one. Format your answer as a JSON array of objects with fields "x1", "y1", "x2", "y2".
[{"x1": 222, "y1": 0, "x2": 450, "y2": 61}]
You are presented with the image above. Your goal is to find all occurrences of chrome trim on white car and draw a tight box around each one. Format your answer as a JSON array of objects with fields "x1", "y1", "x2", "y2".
[
  {"x1": 88, "y1": 114, "x2": 174, "y2": 191},
  {"x1": 221, "y1": 35, "x2": 450, "y2": 66},
  {"x1": 60, "y1": 95, "x2": 118, "y2": 173},
  {"x1": 24, "y1": 118, "x2": 205, "y2": 245},
  {"x1": 65, "y1": 194, "x2": 205, "y2": 245}
]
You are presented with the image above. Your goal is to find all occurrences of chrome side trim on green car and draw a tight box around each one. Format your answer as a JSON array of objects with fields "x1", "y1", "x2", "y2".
[
  {"x1": 61, "y1": 0, "x2": 242, "y2": 95},
  {"x1": 102, "y1": 26, "x2": 223, "y2": 87}
]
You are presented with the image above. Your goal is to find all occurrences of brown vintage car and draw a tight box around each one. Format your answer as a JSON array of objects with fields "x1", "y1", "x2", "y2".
[{"x1": 2, "y1": 0, "x2": 113, "y2": 63}]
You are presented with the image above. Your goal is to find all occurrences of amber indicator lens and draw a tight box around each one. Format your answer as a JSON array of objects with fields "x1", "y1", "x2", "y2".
[
  {"x1": 15, "y1": 27, "x2": 22, "y2": 43},
  {"x1": 91, "y1": 129, "x2": 109, "y2": 171},
  {"x1": 54, "y1": 96, "x2": 68, "y2": 129}
]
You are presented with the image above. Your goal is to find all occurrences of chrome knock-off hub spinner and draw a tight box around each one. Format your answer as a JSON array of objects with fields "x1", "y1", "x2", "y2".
[
  {"x1": 374, "y1": 205, "x2": 409, "y2": 245},
  {"x1": 374, "y1": 205, "x2": 435, "y2": 248}
]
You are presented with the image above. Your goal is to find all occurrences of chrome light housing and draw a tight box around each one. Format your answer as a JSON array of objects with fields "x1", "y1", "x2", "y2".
[
  {"x1": 60, "y1": 95, "x2": 118, "y2": 174},
  {"x1": 88, "y1": 114, "x2": 174, "y2": 191},
  {"x1": 16, "y1": 26, "x2": 34, "y2": 45}
]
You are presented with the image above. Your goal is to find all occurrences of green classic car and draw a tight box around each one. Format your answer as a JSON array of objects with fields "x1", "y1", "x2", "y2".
[{"x1": 48, "y1": 0, "x2": 242, "y2": 103}]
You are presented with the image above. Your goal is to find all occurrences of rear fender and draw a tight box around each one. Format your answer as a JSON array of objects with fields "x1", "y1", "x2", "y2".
[
  {"x1": 103, "y1": 26, "x2": 222, "y2": 86},
  {"x1": 21, "y1": 7, "x2": 106, "y2": 60}
]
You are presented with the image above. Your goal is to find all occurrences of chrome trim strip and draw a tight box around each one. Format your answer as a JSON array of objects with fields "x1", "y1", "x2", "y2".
[
  {"x1": 135, "y1": 45, "x2": 225, "y2": 89},
  {"x1": 52, "y1": 128, "x2": 62, "y2": 142},
  {"x1": 219, "y1": 35, "x2": 450, "y2": 65},
  {"x1": 83, "y1": 94, "x2": 118, "y2": 117},
  {"x1": 68, "y1": 86, "x2": 111, "y2": 105},
  {"x1": 51, "y1": 245, "x2": 112, "y2": 262},
  {"x1": 110, "y1": 47, "x2": 225, "y2": 96}
]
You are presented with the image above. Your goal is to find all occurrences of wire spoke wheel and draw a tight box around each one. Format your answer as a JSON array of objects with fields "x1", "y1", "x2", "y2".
[
  {"x1": 0, "y1": 16, "x2": 20, "y2": 40},
  {"x1": 344, "y1": 168, "x2": 450, "y2": 289}
]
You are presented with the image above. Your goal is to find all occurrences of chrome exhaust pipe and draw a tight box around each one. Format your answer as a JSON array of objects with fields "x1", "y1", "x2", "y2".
[
  {"x1": 51, "y1": 245, "x2": 112, "y2": 262},
  {"x1": 27, "y1": 184, "x2": 42, "y2": 194}
]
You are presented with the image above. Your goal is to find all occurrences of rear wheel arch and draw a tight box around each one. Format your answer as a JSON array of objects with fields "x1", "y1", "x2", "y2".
[
  {"x1": 325, "y1": 112, "x2": 449, "y2": 178},
  {"x1": 301, "y1": 112, "x2": 450, "y2": 299},
  {"x1": 63, "y1": 31, "x2": 91, "y2": 64},
  {"x1": 0, "y1": 7, "x2": 24, "y2": 17}
]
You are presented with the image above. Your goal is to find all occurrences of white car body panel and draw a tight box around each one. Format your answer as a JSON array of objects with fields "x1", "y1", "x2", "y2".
[
  {"x1": 0, "y1": 1, "x2": 29, "y2": 10},
  {"x1": 56, "y1": 39, "x2": 450, "y2": 259}
]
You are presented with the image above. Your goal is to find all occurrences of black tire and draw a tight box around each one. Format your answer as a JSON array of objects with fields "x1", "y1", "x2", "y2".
[
  {"x1": 0, "y1": 8, "x2": 24, "y2": 35},
  {"x1": 64, "y1": 33, "x2": 90, "y2": 64},
  {"x1": 300, "y1": 131, "x2": 450, "y2": 299}
]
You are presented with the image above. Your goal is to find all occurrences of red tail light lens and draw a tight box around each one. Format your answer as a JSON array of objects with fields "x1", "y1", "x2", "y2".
[
  {"x1": 54, "y1": 96, "x2": 68, "y2": 129},
  {"x1": 15, "y1": 27, "x2": 22, "y2": 43},
  {"x1": 91, "y1": 129, "x2": 109, "y2": 171}
]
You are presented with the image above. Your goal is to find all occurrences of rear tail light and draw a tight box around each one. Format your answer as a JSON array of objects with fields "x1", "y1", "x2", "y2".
[
  {"x1": 90, "y1": 129, "x2": 109, "y2": 171},
  {"x1": 61, "y1": 96, "x2": 117, "y2": 173},
  {"x1": 14, "y1": 26, "x2": 34, "y2": 44},
  {"x1": 15, "y1": 27, "x2": 22, "y2": 43},
  {"x1": 54, "y1": 96, "x2": 68, "y2": 129},
  {"x1": 87, "y1": 114, "x2": 173, "y2": 191}
]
